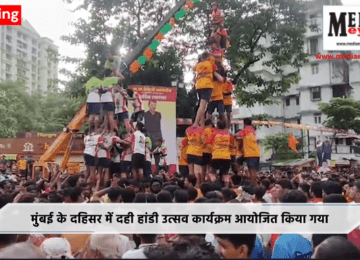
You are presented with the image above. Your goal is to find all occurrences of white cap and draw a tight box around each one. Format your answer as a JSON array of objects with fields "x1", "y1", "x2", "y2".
[
  {"x1": 89, "y1": 234, "x2": 131, "y2": 259},
  {"x1": 40, "y1": 237, "x2": 73, "y2": 259}
]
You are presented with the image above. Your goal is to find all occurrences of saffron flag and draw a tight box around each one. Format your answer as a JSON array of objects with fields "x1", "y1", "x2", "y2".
[{"x1": 288, "y1": 133, "x2": 300, "y2": 153}]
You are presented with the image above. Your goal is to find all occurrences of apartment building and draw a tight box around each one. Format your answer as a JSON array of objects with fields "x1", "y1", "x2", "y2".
[
  {"x1": 234, "y1": 0, "x2": 360, "y2": 162},
  {"x1": 0, "y1": 19, "x2": 59, "y2": 94}
]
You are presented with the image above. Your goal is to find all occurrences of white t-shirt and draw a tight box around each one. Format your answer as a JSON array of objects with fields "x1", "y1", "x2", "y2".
[
  {"x1": 122, "y1": 148, "x2": 132, "y2": 162},
  {"x1": 114, "y1": 92, "x2": 128, "y2": 114},
  {"x1": 133, "y1": 93, "x2": 143, "y2": 112},
  {"x1": 97, "y1": 134, "x2": 114, "y2": 158},
  {"x1": 84, "y1": 134, "x2": 101, "y2": 157},
  {"x1": 122, "y1": 243, "x2": 157, "y2": 259},
  {"x1": 101, "y1": 90, "x2": 113, "y2": 103},
  {"x1": 87, "y1": 91, "x2": 100, "y2": 103},
  {"x1": 145, "y1": 145, "x2": 151, "y2": 162},
  {"x1": 112, "y1": 143, "x2": 122, "y2": 163},
  {"x1": 131, "y1": 131, "x2": 146, "y2": 155}
]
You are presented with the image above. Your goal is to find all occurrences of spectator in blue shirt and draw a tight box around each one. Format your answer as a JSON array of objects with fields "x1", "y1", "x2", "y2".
[{"x1": 272, "y1": 191, "x2": 313, "y2": 259}]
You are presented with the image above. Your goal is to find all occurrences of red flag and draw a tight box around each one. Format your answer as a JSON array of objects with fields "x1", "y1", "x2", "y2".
[{"x1": 288, "y1": 133, "x2": 300, "y2": 153}]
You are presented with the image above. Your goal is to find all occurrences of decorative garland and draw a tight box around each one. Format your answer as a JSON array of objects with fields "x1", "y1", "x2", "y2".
[
  {"x1": 129, "y1": 0, "x2": 198, "y2": 74},
  {"x1": 176, "y1": 118, "x2": 358, "y2": 136}
]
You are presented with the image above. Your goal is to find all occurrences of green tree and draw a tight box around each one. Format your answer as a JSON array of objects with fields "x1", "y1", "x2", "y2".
[
  {"x1": 0, "y1": 81, "x2": 84, "y2": 136},
  {"x1": 0, "y1": 81, "x2": 45, "y2": 137},
  {"x1": 263, "y1": 133, "x2": 303, "y2": 161},
  {"x1": 39, "y1": 90, "x2": 85, "y2": 132},
  {"x1": 319, "y1": 97, "x2": 360, "y2": 133},
  {"x1": 177, "y1": 88, "x2": 197, "y2": 119},
  {"x1": 62, "y1": 0, "x2": 311, "y2": 108},
  {"x1": 61, "y1": 0, "x2": 181, "y2": 97}
]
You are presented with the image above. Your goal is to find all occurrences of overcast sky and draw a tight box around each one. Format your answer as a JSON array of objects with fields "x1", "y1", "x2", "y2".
[{"x1": 2, "y1": 0, "x2": 359, "y2": 88}]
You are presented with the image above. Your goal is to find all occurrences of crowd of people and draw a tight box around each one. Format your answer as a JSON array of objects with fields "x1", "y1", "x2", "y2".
[
  {"x1": 1, "y1": 166, "x2": 360, "y2": 258},
  {"x1": 0, "y1": 155, "x2": 34, "y2": 182}
]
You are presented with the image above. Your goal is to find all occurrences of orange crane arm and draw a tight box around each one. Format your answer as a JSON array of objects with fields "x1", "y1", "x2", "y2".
[{"x1": 38, "y1": 104, "x2": 87, "y2": 163}]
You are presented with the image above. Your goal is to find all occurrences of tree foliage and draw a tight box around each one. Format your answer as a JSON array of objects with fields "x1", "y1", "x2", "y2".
[
  {"x1": 181, "y1": 0, "x2": 309, "y2": 107},
  {"x1": 60, "y1": 0, "x2": 181, "y2": 97},
  {"x1": 60, "y1": 0, "x2": 309, "y2": 108},
  {"x1": 0, "y1": 81, "x2": 83, "y2": 138},
  {"x1": 263, "y1": 133, "x2": 303, "y2": 161},
  {"x1": 319, "y1": 97, "x2": 360, "y2": 133}
]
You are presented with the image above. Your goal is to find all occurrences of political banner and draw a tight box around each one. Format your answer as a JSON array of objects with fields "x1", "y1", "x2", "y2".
[{"x1": 128, "y1": 86, "x2": 177, "y2": 174}]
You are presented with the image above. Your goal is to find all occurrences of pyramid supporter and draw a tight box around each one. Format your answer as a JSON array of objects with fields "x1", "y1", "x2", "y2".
[
  {"x1": 178, "y1": 137, "x2": 189, "y2": 178},
  {"x1": 185, "y1": 124, "x2": 204, "y2": 184},
  {"x1": 208, "y1": 119, "x2": 234, "y2": 184},
  {"x1": 236, "y1": 118, "x2": 261, "y2": 185}
]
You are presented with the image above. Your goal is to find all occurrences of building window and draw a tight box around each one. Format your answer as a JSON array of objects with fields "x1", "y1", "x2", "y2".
[
  {"x1": 286, "y1": 98, "x2": 290, "y2": 106},
  {"x1": 6, "y1": 73, "x2": 11, "y2": 80},
  {"x1": 309, "y1": 38, "x2": 318, "y2": 54},
  {"x1": 6, "y1": 64, "x2": 11, "y2": 72},
  {"x1": 314, "y1": 113, "x2": 321, "y2": 124},
  {"x1": 6, "y1": 35, "x2": 11, "y2": 43},
  {"x1": 311, "y1": 63, "x2": 319, "y2": 74},
  {"x1": 6, "y1": 44, "x2": 11, "y2": 52},
  {"x1": 296, "y1": 97, "x2": 300, "y2": 105},
  {"x1": 311, "y1": 87, "x2": 321, "y2": 100},
  {"x1": 310, "y1": 14, "x2": 317, "y2": 25},
  {"x1": 6, "y1": 54, "x2": 11, "y2": 60}
]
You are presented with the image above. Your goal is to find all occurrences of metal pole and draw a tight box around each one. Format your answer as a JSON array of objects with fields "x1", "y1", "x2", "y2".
[
  {"x1": 120, "y1": 0, "x2": 188, "y2": 71},
  {"x1": 301, "y1": 129, "x2": 304, "y2": 158},
  {"x1": 307, "y1": 129, "x2": 310, "y2": 158}
]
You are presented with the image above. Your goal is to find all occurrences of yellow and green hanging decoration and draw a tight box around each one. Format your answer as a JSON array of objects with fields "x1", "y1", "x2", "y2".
[{"x1": 129, "y1": 0, "x2": 197, "y2": 74}]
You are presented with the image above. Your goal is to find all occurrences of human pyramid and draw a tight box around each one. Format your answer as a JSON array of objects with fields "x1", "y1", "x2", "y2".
[
  {"x1": 82, "y1": 2, "x2": 260, "y2": 189},
  {"x1": 84, "y1": 55, "x2": 167, "y2": 187},
  {"x1": 182, "y1": 2, "x2": 260, "y2": 187}
]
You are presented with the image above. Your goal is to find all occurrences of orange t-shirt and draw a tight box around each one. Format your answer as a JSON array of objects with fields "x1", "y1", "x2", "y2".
[
  {"x1": 186, "y1": 126, "x2": 204, "y2": 157},
  {"x1": 237, "y1": 138, "x2": 244, "y2": 158},
  {"x1": 212, "y1": 9, "x2": 224, "y2": 25},
  {"x1": 18, "y1": 160, "x2": 26, "y2": 170},
  {"x1": 210, "y1": 81, "x2": 223, "y2": 101},
  {"x1": 179, "y1": 138, "x2": 188, "y2": 166},
  {"x1": 202, "y1": 127, "x2": 215, "y2": 154},
  {"x1": 195, "y1": 61, "x2": 214, "y2": 90},
  {"x1": 210, "y1": 129, "x2": 232, "y2": 160},
  {"x1": 230, "y1": 138, "x2": 237, "y2": 157},
  {"x1": 211, "y1": 48, "x2": 225, "y2": 63},
  {"x1": 222, "y1": 81, "x2": 233, "y2": 106},
  {"x1": 237, "y1": 126, "x2": 260, "y2": 158}
]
